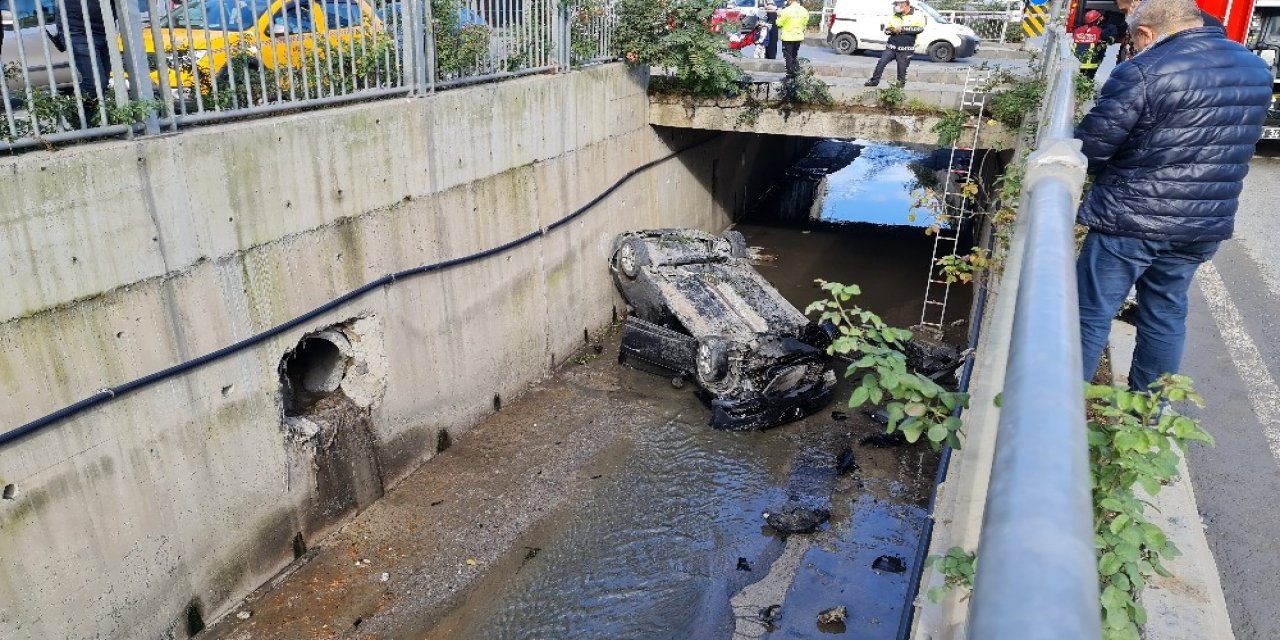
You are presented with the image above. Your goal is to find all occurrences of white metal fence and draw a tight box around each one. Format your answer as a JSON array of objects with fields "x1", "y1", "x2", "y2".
[{"x1": 0, "y1": 0, "x2": 615, "y2": 151}]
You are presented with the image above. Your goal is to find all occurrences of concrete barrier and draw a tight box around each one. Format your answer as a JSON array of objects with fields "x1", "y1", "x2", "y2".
[{"x1": 0, "y1": 63, "x2": 805, "y2": 639}]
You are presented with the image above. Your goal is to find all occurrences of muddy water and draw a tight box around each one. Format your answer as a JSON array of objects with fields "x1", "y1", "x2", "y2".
[{"x1": 419, "y1": 141, "x2": 963, "y2": 640}]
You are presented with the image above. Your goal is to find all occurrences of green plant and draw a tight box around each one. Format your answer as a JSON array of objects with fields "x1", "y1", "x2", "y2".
[
  {"x1": 935, "y1": 247, "x2": 990, "y2": 284},
  {"x1": 1075, "y1": 71, "x2": 1098, "y2": 118},
  {"x1": 871, "y1": 82, "x2": 907, "y2": 109},
  {"x1": 806, "y1": 280, "x2": 969, "y2": 450},
  {"x1": 926, "y1": 546, "x2": 977, "y2": 603},
  {"x1": 987, "y1": 75, "x2": 1046, "y2": 127},
  {"x1": 565, "y1": 0, "x2": 610, "y2": 64},
  {"x1": 932, "y1": 109, "x2": 968, "y2": 146},
  {"x1": 615, "y1": 0, "x2": 744, "y2": 96},
  {"x1": 433, "y1": 0, "x2": 495, "y2": 79},
  {"x1": 1086, "y1": 375, "x2": 1213, "y2": 640},
  {"x1": 780, "y1": 63, "x2": 833, "y2": 105}
]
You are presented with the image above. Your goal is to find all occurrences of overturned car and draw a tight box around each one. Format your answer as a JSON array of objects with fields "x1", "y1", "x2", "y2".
[{"x1": 610, "y1": 229, "x2": 837, "y2": 431}]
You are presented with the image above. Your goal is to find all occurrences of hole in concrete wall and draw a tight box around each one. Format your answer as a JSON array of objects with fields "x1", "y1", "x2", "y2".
[
  {"x1": 2, "y1": 484, "x2": 15, "y2": 500},
  {"x1": 185, "y1": 599, "x2": 205, "y2": 637},
  {"x1": 280, "y1": 333, "x2": 350, "y2": 417},
  {"x1": 222, "y1": 384, "x2": 235, "y2": 397},
  {"x1": 437, "y1": 428, "x2": 452, "y2": 453},
  {"x1": 583, "y1": 328, "x2": 589, "y2": 344},
  {"x1": 612, "y1": 306, "x2": 618, "y2": 324},
  {"x1": 493, "y1": 394, "x2": 502, "y2": 412},
  {"x1": 292, "y1": 531, "x2": 307, "y2": 560}
]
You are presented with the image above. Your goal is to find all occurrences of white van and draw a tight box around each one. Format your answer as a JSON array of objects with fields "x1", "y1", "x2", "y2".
[{"x1": 826, "y1": 0, "x2": 979, "y2": 62}]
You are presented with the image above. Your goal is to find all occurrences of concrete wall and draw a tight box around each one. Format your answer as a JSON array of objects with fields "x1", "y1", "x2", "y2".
[{"x1": 0, "y1": 64, "x2": 799, "y2": 639}]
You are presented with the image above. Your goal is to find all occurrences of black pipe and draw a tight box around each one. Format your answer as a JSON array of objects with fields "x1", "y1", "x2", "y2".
[{"x1": 0, "y1": 133, "x2": 722, "y2": 448}]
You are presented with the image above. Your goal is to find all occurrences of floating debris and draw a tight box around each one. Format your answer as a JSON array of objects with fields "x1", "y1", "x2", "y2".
[
  {"x1": 865, "y1": 407, "x2": 890, "y2": 426},
  {"x1": 759, "y1": 604, "x2": 782, "y2": 629},
  {"x1": 831, "y1": 410, "x2": 849, "y2": 421},
  {"x1": 860, "y1": 431, "x2": 908, "y2": 448},
  {"x1": 872, "y1": 555, "x2": 906, "y2": 573},
  {"x1": 737, "y1": 557, "x2": 753, "y2": 572}
]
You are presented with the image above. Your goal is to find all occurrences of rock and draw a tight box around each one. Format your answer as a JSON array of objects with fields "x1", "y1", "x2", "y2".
[
  {"x1": 905, "y1": 337, "x2": 962, "y2": 382},
  {"x1": 737, "y1": 557, "x2": 753, "y2": 571},
  {"x1": 865, "y1": 407, "x2": 890, "y2": 426},
  {"x1": 835, "y1": 447, "x2": 856, "y2": 475},
  {"x1": 379, "y1": 572, "x2": 389, "y2": 582},
  {"x1": 235, "y1": 611, "x2": 252, "y2": 620},
  {"x1": 817, "y1": 605, "x2": 847, "y2": 625},
  {"x1": 831, "y1": 410, "x2": 849, "y2": 421},
  {"x1": 763, "y1": 505, "x2": 831, "y2": 535},
  {"x1": 872, "y1": 555, "x2": 906, "y2": 573},
  {"x1": 759, "y1": 604, "x2": 782, "y2": 628},
  {"x1": 860, "y1": 431, "x2": 908, "y2": 448}
]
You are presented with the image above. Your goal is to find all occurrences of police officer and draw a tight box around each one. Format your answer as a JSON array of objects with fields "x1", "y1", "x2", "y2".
[{"x1": 865, "y1": 0, "x2": 926, "y2": 87}]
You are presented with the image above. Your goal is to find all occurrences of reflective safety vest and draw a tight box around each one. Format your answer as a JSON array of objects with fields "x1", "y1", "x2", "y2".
[{"x1": 1072, "y1": 24, "x2": 1104, "y2": 69}]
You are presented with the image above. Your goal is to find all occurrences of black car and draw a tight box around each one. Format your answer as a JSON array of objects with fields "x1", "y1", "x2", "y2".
[{"x1": 610, "y1": 228, "x2": 836, "y2": 431}]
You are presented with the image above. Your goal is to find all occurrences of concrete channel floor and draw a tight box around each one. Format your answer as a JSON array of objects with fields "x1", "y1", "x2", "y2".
[{"x1": 202, "y1": 329, "x2": 941, "y2": 640}]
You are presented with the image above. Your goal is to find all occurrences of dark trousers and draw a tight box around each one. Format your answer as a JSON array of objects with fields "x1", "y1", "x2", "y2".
[
  {"x1": 1077, "y1": 231, "x2": 1220, "y2": 390},
  {"x1": 782, "y1": 40, "x2": 801, "y2": 76},
  {"x1": 870, "y1": 48, "x2": 912, "y2": 84},
  {"x1": 68, "y1": 24, "x2": 112, "y2": 101},
  {"x1": 765, "y1": 25, "x2": 780, "y2": 59}
]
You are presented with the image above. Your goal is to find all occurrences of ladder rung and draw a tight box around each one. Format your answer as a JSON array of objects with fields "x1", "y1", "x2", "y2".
[{"x1": 925, "y1": 300, "x2": 946, "y2": 306}]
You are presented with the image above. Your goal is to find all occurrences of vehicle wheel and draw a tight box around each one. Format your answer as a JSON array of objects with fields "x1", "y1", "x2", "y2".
[
  {"x1": 614, "y1": 237, "x2": 651, "y2": 279},
  {"x1": 927, "y1": 41, "x2": 955, "y2": 63},
  {"x1": 831, "y1": 33, "x2": 857, "y2": 56},
  {"x1": 722, "y1": 230, "x2": 748, "y2": 258},
  {"x1": 696, "y1": 337, "x2": 730, "y2": 384}
]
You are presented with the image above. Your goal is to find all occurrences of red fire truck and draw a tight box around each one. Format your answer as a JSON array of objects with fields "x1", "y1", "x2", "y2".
[{"x1": 1063, "y1": 0, "x2": 1254, "y2": 43}]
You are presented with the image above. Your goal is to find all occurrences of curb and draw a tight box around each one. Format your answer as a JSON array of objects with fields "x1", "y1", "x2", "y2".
[{"x1": 1107, "y1": 321, "x2": 1236, "y2": 640}]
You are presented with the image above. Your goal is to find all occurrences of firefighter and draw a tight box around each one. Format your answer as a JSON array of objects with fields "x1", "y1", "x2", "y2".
[{"x1": 1072, "y1": 9, "x2": 1107, "y2": 79}]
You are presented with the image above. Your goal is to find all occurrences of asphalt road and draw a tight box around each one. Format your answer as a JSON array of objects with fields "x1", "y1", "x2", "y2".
[{"x1": 1177, "y1": 141, "x2": 1280, "y2": 639}]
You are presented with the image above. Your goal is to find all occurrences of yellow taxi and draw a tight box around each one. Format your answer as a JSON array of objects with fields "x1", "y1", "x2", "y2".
[{"x1": 143, "y1": 0, "x2": 385, "y2": 94}]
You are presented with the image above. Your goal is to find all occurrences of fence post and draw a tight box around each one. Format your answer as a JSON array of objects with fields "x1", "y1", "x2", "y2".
[{"x1": 116, "y1": 0, "x2": 159, "y2": 135}]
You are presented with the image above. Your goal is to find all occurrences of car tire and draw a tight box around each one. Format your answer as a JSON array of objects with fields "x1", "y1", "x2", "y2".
[
  {"x1": 696, "y1": 337, "x2": 730, "y2": 384},
  {"x1": 831, "y1": 33, "x2": 857, "y2": 55},
  {"x1": 614, "y1": 236, "x2": 651, "y2": 279},
  {"x1": 927, "y1": 41, "x2": 955, "y2": 63},
  {"x1": 722, "y1": 230, "x2": 748, "y2": 258}
]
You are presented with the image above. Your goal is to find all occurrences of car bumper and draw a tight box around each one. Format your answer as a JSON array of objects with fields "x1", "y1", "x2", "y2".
[
  {"x1": 706, "y1": 371, "x2": 835, "y2": 431},
  {"x1": 956, "y1": 36, "x2": 979, "y2": 59}
]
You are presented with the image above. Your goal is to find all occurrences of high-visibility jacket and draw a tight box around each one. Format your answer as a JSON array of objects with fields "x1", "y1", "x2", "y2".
[
  {"x1": 1072, "y1": 24, "x2": 1104, "y2": 69},
  {"x1": 776, "y1": 3, "x2": 809, "y2": 42},
  {"x1": 884, "y1": 11, "x2": 926, "y2": 50}
]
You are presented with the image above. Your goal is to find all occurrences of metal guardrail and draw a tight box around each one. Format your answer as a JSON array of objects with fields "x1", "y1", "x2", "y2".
[
  {"x1": 0, "y1": 0, "x2": 615, "y2": 151},
  {"x1": 965, "y1": 19, "x2": 1102, "y2": 640},
  {"x1": 939, "y1": 9, "x2": 1019, "y2": 42}
]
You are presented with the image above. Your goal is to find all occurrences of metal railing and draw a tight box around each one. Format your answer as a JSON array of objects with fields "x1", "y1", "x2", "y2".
[
  {"x1": 965, "y1": 21, "x2": 1102, "y2": 640},
  {"x1": 0, "y1": 0, "x2": 616, "y2": 151},
  {"x1": 938, "y1": 9, "x2": 1020, "y2": 42}
]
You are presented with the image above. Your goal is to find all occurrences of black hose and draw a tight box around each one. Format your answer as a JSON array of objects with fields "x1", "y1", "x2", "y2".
[{"x1": 0, "y1": 133, "x2": 722, "y2": 448}]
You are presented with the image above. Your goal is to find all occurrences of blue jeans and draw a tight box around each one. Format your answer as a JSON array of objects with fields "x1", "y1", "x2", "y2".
[{"x1": 1077, "y1": 231, "x2": 1220, "y2": 391}]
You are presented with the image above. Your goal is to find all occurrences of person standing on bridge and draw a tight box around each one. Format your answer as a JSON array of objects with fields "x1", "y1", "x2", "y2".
[
  {"x1": 1075, "y1": 0, "x2": 1271, "y2": 390},
  {"x1": 776, "y1": 0, "x2": 809, "y2": 77},
  {"x1": 864, "y1": 0, "x2": 926, "y2": 87}
]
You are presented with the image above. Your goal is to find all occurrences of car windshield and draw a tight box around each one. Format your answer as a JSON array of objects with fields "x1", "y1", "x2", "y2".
[
  {"x1": 915, "y1": 2, "x2": 948, "y2": 23},
  {"x1": 166, "y1": 0, "x2": 263, "y2": 30}
]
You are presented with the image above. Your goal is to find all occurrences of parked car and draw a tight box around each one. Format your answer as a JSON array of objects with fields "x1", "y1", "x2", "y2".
[
  {"x1": 142, "y1": 0, "x2": 383, "y2": 94},
  {"x1": 711, "y1": 0, "x2": 765, "y2": 30},
  {"x1": 610, "y1": 228, "x2": 837, "y2": 431},
  {"x1": 826, "y1": 0, "x2": 978, "y2": 62}
]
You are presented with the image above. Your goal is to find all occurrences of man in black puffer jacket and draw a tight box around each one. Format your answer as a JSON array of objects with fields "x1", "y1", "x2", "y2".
[{"x1": 1075, "y1": 0, "x2": 1271, "y2": 390}]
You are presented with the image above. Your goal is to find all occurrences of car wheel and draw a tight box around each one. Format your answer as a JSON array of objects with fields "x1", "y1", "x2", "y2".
[
  {"x1": 614, "y1": 237, "x2": 651, "y2": 279},
  {"x1": 722, "y1": 230, "x2": 748, "y2": 258},
  {"x1": 696, "y1": 337, "x2": 730, "y2": 384},
  {"x1": 832, "y1": 33, "x2": 857, "y2": 56},
  {"x1": 927, "y1": 41, "x2": 955, "y2": 63}
]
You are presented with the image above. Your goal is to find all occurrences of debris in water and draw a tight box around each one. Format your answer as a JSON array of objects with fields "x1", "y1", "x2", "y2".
[
  {"x1": 235, "y1": 611, "x2": 252, "y2": 620},
  {"x1": 835, "y1": 447, "x2": 857, "y2": 475},
  {"x1": 817, "y1": 605, "x2": 848, "y2": 625},
  {"x1": 524, "y1": 547, "x2": 541, "y2": 560},
  {"x1": 380, "y1": 572, "x2": 390, "y2": 582},
  {"x1": 759, "y1": 604, "x2": 782, "y2": 630},
  {"x1": 860, "y1": 431, "x2": 908, "y2": 448},
  {"x1": 905, "y1": 337, "x2": 962, "y2": 382},
  {"x1": 465, "y1": 558, "x2": 477, "y2": 566},
  {"x1": 737, "y1": 557, "x2": 753, "y2": 572},
  {"x1": 430, "y1": 500, "x2": 444, "y2": 507},
  {"x1": 872, "y1": 555, "x2": 907, "y2": 573},
  {"x1": 865, "y1": 407, "x2": 890, "y2": 426},
  {"x1": 831, "y1": 410, "x2": 849, "y2": 421},
  {"x1": 763, "y1": 505, "x2": 831, "y2": 535}
]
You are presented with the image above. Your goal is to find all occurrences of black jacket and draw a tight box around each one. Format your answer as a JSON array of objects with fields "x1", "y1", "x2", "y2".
[{"x1": 1075, "y1": 27, "x2": 1272, "y2": 242}]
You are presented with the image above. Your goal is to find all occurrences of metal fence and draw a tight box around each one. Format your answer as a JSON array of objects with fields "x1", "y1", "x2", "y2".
[
  {"x1": 0, "y1": 0, "x2": 615, "y2": 151},
  {"x1": 939, "y1": 9, "x2": 1020, "y2": 42},
  {"x1": 965, "y1": 22, "x2": 1102, "y2": 640}
]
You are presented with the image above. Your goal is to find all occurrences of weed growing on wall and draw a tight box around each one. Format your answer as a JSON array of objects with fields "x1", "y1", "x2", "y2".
[
  {"x1": 931, "y1": 109, "x2": 968, "y2": 147},
  {"x1": 926, "y1": 546, "x2": 976, "y2": 602},
  {"x1": 806, "y1": 280, "x2": 969, "y2": 450}
]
